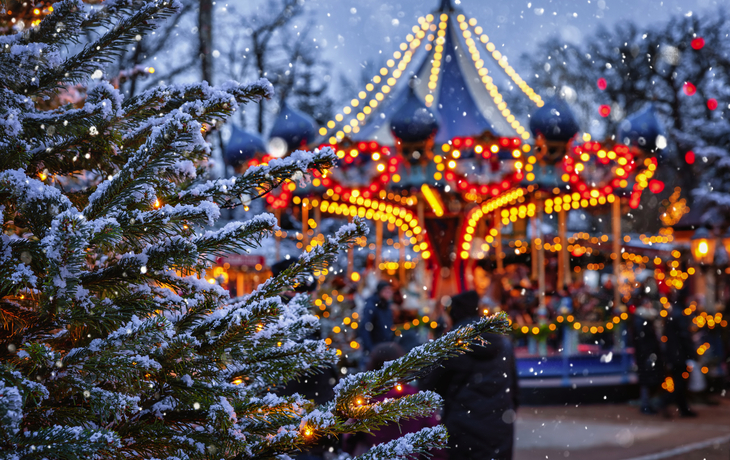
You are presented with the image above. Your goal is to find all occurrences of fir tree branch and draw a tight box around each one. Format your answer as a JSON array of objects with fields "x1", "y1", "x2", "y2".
[
  {"x1": 332, "y1": 312, "x2": 511, "y2": 415},
  {"x1": 176, "y1": 147, "x2": 337, "y2": 210},
  {"x1": 32, "y1": 1, "x2": 181, "y2": 94},
  {"x1": 353, "y1": 426, "x2": 448, "y2": 460}
]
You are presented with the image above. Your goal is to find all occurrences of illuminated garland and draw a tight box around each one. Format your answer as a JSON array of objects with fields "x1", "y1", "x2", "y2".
[
  {"x1": 320, "y1": 16, "x2": 434, "y2": 143},
  {"x1": 511, "y1": 312, "x2": 630, "y2": 339},
  {"x1": 455, "y1": 14, "x2": 532, "y2": 139}
]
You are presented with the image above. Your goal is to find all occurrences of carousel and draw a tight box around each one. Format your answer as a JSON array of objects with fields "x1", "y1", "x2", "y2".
[{"x1": 217, "y1": 0, "x2": 724, "y2": 392}]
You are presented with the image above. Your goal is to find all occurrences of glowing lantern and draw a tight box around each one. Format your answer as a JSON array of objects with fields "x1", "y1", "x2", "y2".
[
  {"x1": 685, "y1": 150, "x2": 695, "y2": 164},
  {"x1": 597, "y1": 78, "x2": 607, "y2": 90},
  {"x1": 648, "y1": 180, "x2": 664, "y2": 194},
  {"x1": 707, "y1": 98, "x2": 718, "y2": 110},
  {"x1": 683, "y1": 82, "x2": 696, "y2": 96},
  {"x1": 691, "y1": 228, "x2": 715, "y2": 265},
  {"x1": 598, "y1": 105, "x2": 611, "y2": 117},
  {"x1": 691, "y1": 37, "x2": 705, "y2": 50}
]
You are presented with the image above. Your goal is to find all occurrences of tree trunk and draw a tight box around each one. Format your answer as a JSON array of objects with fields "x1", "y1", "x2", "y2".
[
  {"x1": 199, "y1": 0, "x2": 214, "y2": 84},
  {"x1": 256, "y1": 50, "x2": 265, "y2": 133}
]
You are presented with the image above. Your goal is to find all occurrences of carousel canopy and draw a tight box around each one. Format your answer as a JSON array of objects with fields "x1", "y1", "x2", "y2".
[
  {"x1": 319, "y1": 0, "x2": 543, "y2": 147},
  {"x1": 269, "y1": 104, "x2": 318, "y2": 152},
  {"x1": 617, "y1": 104, "x2": 666, "y2": 152},
  {"x1": 529, "y1": 97, "x2": 580, "y2": 142},
  {"x1": 225, "y1": 126, "x2": 267, "y2": 167}
]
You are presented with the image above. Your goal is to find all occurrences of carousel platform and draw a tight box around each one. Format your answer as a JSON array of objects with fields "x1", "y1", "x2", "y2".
[{"x1": 516, "y1": 347, "x2": 638, "y2": 404}]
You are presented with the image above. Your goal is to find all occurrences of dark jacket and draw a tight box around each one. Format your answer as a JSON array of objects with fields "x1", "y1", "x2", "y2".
[
  {"x1": 343, "y1": 384, "x2": 447, "y2": 459},
  {"x1": 664, "y1": 306, "x2": 696, "y2": 368},
  {"x1": 359, "y1": 293, "x2": 394, "y2": 353},
  {"x1": 421, "y1": 321, "x2": 519, "y2": 460},
  {"x1": 632, "y1": 314, "x2": 665, "y2": 386}
]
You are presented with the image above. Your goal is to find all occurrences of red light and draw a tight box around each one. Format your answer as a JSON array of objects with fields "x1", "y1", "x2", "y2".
[
  {"x1": 691, "y1": 37, "x2": 705, "y2": 50},
  {"x1": 707, "y1": 98, "x2": 718, "y2": 110},
  {"x1": 499, "y1": 138, "x2": 510, "y2": 148},
  {"x1": 685, "y1": 150, "x2": 695, "y2": 164},
  {"x1": 446, "y1": 172, "x2": 455, "y2": 180},
  {"x1": 335, "y1": 186, "x2": 342, "y2": 193},
  {"x1": 598, "y1": 105, "x2": 611, "y2": 117},
  {"x1": 501, "y1": 180, "x2": 510, "y2": 189},
  {"x1": 380, "y1": 175, "x2": 388, "y2": 183},
  {"x1": 491, "y1": 188, "x2": 499, "y2": 196},
  {"x1": 345, "y1": 156, "x2": 353, "y2": 164},
  {"x1": 465, "y1": 138, "x2": 474, "y2": 147},
  {"x1": 512, "y1": 138, "x2": 521, "y2": 147},
  {"x1": 683, "y1": 82, "x2": 696, "y2": 96},
  {"x1": 480, "y1": 185, "x2": 488, "y2": 194},
  {"x1": 370, "y1": 141, "x2": 378, "y2": 150},
  {"x1": 597, "y1": 78, "x2": 607, "y2": 90},
  {"x1": 358, "y1": 142, "x2": 367, "y2": 150},
  {"x1": 453, "y1": 138, "x2": 462, "y2": 147}
]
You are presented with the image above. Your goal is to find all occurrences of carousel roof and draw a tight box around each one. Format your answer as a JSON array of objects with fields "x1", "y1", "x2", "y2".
[
  {"x1": 224, "y1": 126, "x2": 268, "y2": 167},
  {"x1": 617, "y1": 104, "x2": 666, "y2": 152},
  {"x1": 269, "y1": 104, "x2": 318, "y2": 152},
  {"x1": 529, "y1": 97, "x2": 580, "y2": 142},
  {"x1": 317, "y1": 0, "x2": 544, "y2": 147},
  {"x1": 389, "y1": 84, "x2": 439, "y2": 143}
]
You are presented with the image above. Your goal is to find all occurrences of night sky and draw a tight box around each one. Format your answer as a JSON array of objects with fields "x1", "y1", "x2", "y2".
[{"x1": 285, "y1": 0, "x2": 720, "y2": 82}]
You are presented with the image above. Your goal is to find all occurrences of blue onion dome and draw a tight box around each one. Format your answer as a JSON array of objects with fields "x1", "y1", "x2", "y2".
[
  {"x1": 224, "y1": 126, "x2": 267, "y2": 167},
  {"x1": 269, "y1": 104, "x2": 317, "y2": 152},
  {"x1": 390, "y1": 86, "x2": 439, "y2": 143},
  {"x1": 617, "y1": 104, "x2": 666, "y2": 151},
  {"x1": 529, "y1": 97, "x2": 580, "y2": 142}
]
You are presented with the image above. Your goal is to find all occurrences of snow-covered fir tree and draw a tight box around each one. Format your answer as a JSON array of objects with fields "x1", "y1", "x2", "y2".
[
  {"x1": 516, "y1": 10, "x2": 730, "y2": 225},
  {"x1": 0, "y1": 1, "x2": 509, "y2": 459}
]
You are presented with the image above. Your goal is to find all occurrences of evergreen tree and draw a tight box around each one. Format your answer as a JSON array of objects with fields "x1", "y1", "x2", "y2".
[
  {"x1": 517, "y1": 10, "x2": 730, "y2": 226},
  {"x1": 0, "y1": 1, "x2": 509, "y2": 459}
]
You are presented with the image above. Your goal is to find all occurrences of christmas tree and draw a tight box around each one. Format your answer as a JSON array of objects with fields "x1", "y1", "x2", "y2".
[{"x1": 0, "y1": 1, "x2": 509, "y2": 459}]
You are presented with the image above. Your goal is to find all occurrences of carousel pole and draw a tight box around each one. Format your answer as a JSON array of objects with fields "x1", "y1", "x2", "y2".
[
  {"x1": 399, "y1": 227, "x2": 407, "y2": 286},
  {"x1": 612, "y1": 197, "x2": 621, "y2": 309},
  {"x1": 376, "y1": 220, "x2": 383, "y2": 278},
  {"x1": 537, "y1": 201, "x2": 546, "y2": 310},
  {"x1": 495, "y1": 211, "x2": 504, "y2": 273},
  {"x1": 558, "y1": 209, "x2": 570, "y2": 291},
  {"x1": 530, "y1": 212, "x2": 538, "y2": 281},
  {"x1": 347, "y1": 215, "x2": 355, "y2": 278},
  {"x1": 301, "y1": 199, "x2": 309, "y2": 248},
  {"x1": 275, "y1": 208, "x2": 281, "y2": 261},
  {"x1": 314, "y1": 203, "x2": 321, "y2": 234},
  {"x1": 416, "y1": 196, "x2": 430, "y2": 314}
]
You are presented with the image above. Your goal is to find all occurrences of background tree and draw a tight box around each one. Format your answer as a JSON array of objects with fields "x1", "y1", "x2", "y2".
[
  {"x1": 0, "y1": 1, "x2": 509, "y2": 458},
  {"x1": 517, "y1": 9, "x2": 730, "y2": 226},
  {"x1": 217, "y1": 0, "x2": 334, "y2": 133}
]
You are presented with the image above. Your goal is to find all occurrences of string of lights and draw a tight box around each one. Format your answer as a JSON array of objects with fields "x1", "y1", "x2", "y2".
[
  {"x1": 454, "y1": 14, "x2": 531, "y2": 140},
  {"x1": 320, "y1": 16, "x2": 434, "y2": 143},
  {"x1": 460, "y1": 15, "x2": 543, "y2": 107}
]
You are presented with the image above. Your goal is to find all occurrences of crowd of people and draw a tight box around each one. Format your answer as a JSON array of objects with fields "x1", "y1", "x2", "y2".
[
  {"x1": 353, "y1": 285, "x2": 520, "y2": 460},
  {"x1": 271, "y1": 256, "x2": 728, "y2": 459}
]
